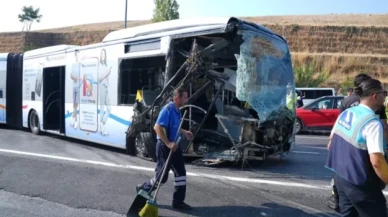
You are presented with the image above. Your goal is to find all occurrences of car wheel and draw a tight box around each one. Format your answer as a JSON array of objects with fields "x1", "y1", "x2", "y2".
[{"x1": 295, "y1": 118, "x2": 302, "y2": 134}]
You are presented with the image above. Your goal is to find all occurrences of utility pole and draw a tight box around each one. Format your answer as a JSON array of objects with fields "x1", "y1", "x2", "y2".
[{"x1": 124, "y1": 0, "x2": 128, "y2": 28}]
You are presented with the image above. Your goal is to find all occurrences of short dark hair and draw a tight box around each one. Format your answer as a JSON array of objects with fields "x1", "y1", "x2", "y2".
[
  {"x1": 347, "y1": 87, "x2": 353, "y2": 93},
  {"x1": 354, "y1": 78, "x2": 383, "y2": 98},
  {"x1": 173, "y1": 87, "x2": 188, "y2": 97},
  {"x1": 354, "y1": 73, "x2": 371, "y2": 88}
]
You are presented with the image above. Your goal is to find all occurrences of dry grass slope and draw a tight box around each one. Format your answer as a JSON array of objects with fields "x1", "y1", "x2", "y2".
[
  {"x1": 2, "y1": 14, "x2": 388, "y2": 87},
  {"x1": 34, "y1": 14, "x2": 388, "y2": 33}
]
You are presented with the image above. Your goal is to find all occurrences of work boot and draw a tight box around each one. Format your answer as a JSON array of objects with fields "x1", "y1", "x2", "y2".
[
  {"x1": 326, "y1": 194, "x2": 340, "y2": 212},
  {"x1": 172, "y1": 201, "x2": 192, "y2": 211},
  {"x1": 136, "y1": 184, "x2": 142, "y2": 193}
]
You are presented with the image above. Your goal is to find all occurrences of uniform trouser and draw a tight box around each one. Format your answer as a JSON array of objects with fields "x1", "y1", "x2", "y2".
[
  {"x1": 141, "y1": 140, "x2": 186, "y2": 204},
  {"x1": 334, "y1": 174, "x2": 387, "y2": 217}
]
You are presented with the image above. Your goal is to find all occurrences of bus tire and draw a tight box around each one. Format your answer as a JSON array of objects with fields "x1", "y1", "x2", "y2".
[
  {"x1": 29, "y1": 110, "x2": 41, "y2": 135},
  {"x1": 135, "y1": 132, "x2": 156, "y2": 161},
  {"x1": 142, "y1": 132, "x2": 156, "y2": 161},
  {"x1": 125, "y1": 134, "x2": 136, "y2": 156}
]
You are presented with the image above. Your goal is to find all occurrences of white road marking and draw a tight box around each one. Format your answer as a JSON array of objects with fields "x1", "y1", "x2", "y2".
[
  {"x1": 296, "y1": 135, "x2": 329, "y2": 140},
  {"x1": 292, "y1": 151, "x2": 320, "y2": 155},
  {"x1": 0, "y1": 148, "x2": 387, "y2": 196}
]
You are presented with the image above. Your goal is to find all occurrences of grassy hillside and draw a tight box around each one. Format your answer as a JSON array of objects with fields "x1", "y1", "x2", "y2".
[{"x1": 3, "y1": 14, "x2": 388, "y2": 87}]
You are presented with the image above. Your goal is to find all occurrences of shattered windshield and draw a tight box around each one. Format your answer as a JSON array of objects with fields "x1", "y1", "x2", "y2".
[{"x1": 235, "y1": 28, "x2": 295, "y2": 122}]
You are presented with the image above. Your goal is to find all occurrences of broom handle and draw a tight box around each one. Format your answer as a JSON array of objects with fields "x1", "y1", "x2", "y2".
[{"x1": 152, "y1": 110, "x2": 187, "y2": 200}]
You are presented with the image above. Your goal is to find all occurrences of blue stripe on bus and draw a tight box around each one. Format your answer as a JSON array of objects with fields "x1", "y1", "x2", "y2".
[{"x1": 65, "y1": 110, "x2": 131, "y2": 126}]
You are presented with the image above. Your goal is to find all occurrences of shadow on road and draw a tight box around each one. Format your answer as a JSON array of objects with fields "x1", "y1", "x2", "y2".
[
  {"x1": 156, "y1": 202, "x2": 338, "y2": 217},
  {"x1": 183, "y1": 146, "x2": 333, "y2": 183}
]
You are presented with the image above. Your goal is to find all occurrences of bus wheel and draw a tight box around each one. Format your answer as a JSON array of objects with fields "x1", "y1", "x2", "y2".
[
  {"x1": 29, "y1": 110, "x2": 41, "y2": 135},
  {"x1": 125, "y1": 134, "x2": 136, "y2": 156},
  {"x1": 135, "y1": 132, "x2": 156, "y2": 161}
]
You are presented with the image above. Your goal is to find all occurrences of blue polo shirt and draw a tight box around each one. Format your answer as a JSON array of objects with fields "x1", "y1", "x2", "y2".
[{"x1": 156, "y1": 101, "x2": 182, "y2": 142}]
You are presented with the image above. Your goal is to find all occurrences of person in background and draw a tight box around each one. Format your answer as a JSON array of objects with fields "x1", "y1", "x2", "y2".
[
  {"x1": 346, "y1": 88, "x2": 353, "y2": 97},
  {"x1": 286, "y1": 84, "x2": 298, "y2": 110},
  {"x1": 326, "y1": 78, "x2": 388, "y2": 216},
  {"x1": 384, "y1": 94, "x2": 388, "y2": 119},
  {"x1": 296, "y1": 90, "x2": 305, "y2": 108},
  {"x1": 337, "y1": 87, "x2": 344, "y2": 96}
]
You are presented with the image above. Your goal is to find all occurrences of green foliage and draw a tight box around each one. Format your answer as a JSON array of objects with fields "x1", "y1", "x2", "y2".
[
  {"x1": 291, "y1": 24, "x2": 300, "y2": 32},
  {"x1": 338, "y1": 75, "x2": 354, "y2": 95},
  {"x1": 293, "y1": 60, "x2": 329, "y2": 87},
  {"x1": 18, "y1": 6, "x2": 42, "y2": 32},
  {"x1": 23, "y1": 43, "x2": 37, "y2": 52},
  {"x1": 152, "y1": 0, "x2": 179, "y2": 23}
]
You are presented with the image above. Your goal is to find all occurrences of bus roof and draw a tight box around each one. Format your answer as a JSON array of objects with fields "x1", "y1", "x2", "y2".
[
  {"x1": 22, "y1": 17, "x2": 285, "y2": 57},
  {"x1": 0, "y1": 53, "x2": 8, "y2": 60},
  {"x1": 102, "y1": 16, "x2": 236, "y2": 43},
  {"x1": 24, "y1": 44, "x2": 80, "y2": 58}
]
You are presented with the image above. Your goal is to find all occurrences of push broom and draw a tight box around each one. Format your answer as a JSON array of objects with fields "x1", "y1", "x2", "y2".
[
  {"x1": 127, "y1": 110, "x2": 187, "y2": 217},
  {"x1": 138, "y1": 135, "x2": 183, "y2": 217}
]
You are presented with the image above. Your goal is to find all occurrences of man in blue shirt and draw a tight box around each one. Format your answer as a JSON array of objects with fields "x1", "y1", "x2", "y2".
[
  {"x1": 326, "y1": 78, "x2": 388, "y2": 216},
  {"x1": 137, "y1": 87, "x2": 193, "y2": 211}
]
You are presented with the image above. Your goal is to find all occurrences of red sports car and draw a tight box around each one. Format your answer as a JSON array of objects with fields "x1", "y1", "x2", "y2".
[{"x1": 295, "y1": 95, "x2": 344, "y2": 134}]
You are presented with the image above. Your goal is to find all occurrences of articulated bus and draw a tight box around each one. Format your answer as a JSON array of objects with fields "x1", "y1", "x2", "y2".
[
  {"x1": 1, "y1": 17, "x2": 297, "y2": 164},
  {"x1": 0, "y1": 53, "x2": 23, "y2": 128}
]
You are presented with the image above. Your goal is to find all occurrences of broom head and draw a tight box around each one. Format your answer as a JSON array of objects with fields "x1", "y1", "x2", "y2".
[{"x1": 139, "y1": 199, "x2": 158, "y2": 217}]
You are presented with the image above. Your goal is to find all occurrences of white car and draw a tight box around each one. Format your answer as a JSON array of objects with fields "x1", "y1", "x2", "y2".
[{"x1": 296, "y1": 87, "x2": 336, "y2": 105}]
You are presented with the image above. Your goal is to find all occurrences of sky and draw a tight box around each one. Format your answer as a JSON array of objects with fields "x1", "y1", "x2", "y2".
[{"x1": 0, "y1": 0, "x2": 387, "y2": 32}]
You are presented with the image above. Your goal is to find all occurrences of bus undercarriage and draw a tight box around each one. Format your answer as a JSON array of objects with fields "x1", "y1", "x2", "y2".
[{"x1": 123, "y1": 22, "x2": 296, "y2": 166}]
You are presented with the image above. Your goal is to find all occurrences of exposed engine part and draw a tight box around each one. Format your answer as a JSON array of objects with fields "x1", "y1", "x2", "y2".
[{"x1": 124, "y1": 22, "x2": 296, "y2": 166}]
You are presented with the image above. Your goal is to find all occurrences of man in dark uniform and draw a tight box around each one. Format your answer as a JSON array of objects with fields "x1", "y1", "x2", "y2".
[
  {"x1": 326, "y1": 74, "x2": 388, "y2": 211},
  {"x1": 326, "y1": 78, "x2": 388, "y2": 216},
  {"x1": 137, "y1": 87, "x2": 193, "y2": 211}
]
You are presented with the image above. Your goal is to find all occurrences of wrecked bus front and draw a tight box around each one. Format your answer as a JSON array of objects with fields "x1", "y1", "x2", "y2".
[
  {"x1": 191, "y1": 22, "x2": 296, "y2": 164},
  {"x1": 126, "y1": 18, "x2": 296, "y2": 164},
  {"x1": 233, "y1": 25, "x2": 296, "y2": 161}
]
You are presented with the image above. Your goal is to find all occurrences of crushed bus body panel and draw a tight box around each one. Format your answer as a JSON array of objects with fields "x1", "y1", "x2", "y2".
[{"x1": 126, "y1": 18, "x2": 297, "y2": 164}]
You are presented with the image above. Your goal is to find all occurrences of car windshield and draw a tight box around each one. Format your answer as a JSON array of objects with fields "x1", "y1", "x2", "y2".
[{"x1": 235, "y1": 28, "x2": 295, "y2": 121}]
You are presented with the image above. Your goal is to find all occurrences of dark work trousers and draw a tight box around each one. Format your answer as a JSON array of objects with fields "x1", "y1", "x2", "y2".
[
  {"x1": 334, "y1": 174, "x2": 387, "y2": 217},
  {"x1": 141, "y1": 140, "x2": 187, "y2": 204}
]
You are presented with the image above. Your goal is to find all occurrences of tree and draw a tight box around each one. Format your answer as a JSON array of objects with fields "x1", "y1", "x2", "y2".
[
  {"x1": 293, "y1": 60, "x2": 329, "y2": 87},
  {"x1": 152, "y1": 0, "x2": 179, "y2": 23},
  {"x1": 18, "y1": 6, "x2": 42, "y2": 32}
]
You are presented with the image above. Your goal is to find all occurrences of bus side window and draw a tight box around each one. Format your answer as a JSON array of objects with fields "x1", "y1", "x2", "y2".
[
  {"x1": 118, "y1": 56, "x2": 166, "y2": 106},
  {"x1": 0, "y1": 89, "x2": 2, "y2": 98}
]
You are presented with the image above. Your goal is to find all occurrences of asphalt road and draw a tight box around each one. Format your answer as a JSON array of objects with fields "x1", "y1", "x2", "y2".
[{"x1": 0, "y1": 126, "x2": 359, "y2": 217}]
